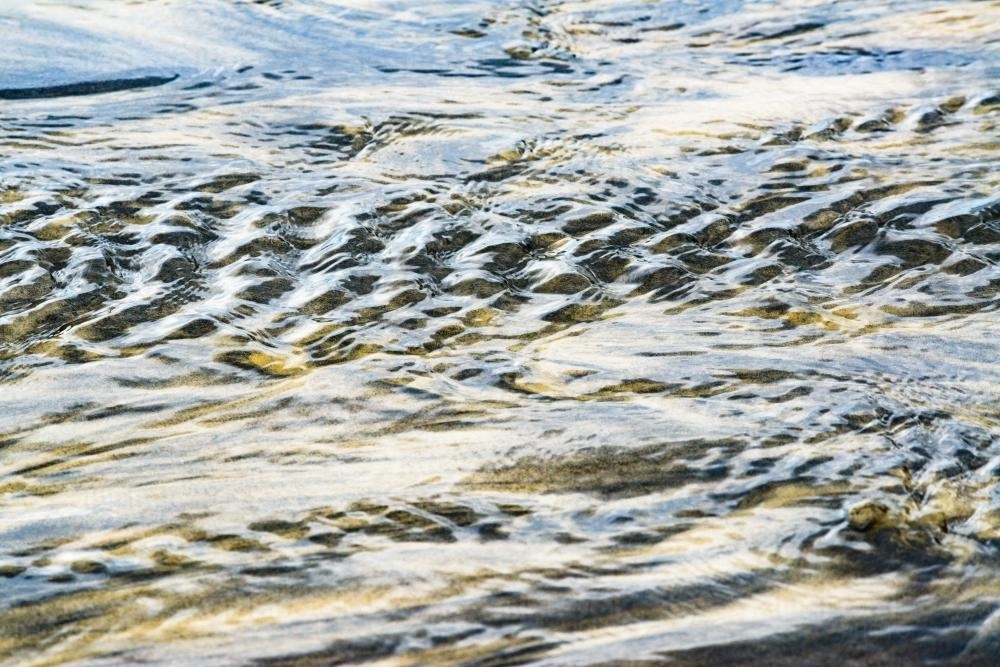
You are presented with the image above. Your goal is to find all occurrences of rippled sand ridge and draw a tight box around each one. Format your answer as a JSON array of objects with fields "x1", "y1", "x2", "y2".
[{"x1": 1, "y1": 1, "x2": 999, "y2": 665}]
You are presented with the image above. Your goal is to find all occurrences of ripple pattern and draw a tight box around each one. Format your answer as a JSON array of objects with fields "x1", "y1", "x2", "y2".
[{"x1": 1, "y1": 1, "x2": 999, "y2": 665}]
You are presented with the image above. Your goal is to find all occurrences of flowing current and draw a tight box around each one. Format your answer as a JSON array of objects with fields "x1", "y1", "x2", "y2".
[{"x1": 1, "y1": 1, "x2": 999, "y2": 664}]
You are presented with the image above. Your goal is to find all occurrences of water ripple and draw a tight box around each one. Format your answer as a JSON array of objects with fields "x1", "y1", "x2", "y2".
[{"x1": 1, "y1": 0, "x2": 1000, "y2": 665}]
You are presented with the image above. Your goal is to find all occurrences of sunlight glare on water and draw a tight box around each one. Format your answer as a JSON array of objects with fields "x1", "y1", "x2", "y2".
[{"x1": 1, "y1": 0, "x2": 999, "y2": 665}]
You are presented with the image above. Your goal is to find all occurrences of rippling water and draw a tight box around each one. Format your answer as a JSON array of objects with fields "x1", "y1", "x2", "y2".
[{"x1": 1, "y1": 1, "x2": 999, "y2": 664}]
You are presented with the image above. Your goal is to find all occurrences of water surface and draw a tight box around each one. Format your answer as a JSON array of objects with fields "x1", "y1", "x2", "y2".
[{"x1": 1, "y1": 1, "x2": 1000, "y2": 665}]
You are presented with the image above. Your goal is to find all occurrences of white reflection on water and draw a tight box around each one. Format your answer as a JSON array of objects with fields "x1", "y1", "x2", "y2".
[{"x1": 1, "y1": 0, "x2": 999, "y2": 665}]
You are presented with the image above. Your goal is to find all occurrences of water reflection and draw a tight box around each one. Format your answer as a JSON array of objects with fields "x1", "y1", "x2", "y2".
[{"x1": 1, "y1": 0, "x2": 999, "y2": 664}]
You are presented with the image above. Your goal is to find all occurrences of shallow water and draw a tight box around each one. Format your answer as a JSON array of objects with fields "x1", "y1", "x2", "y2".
[{"x1": 1, "y1": 0, "x2": 999, "y2": 664}]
